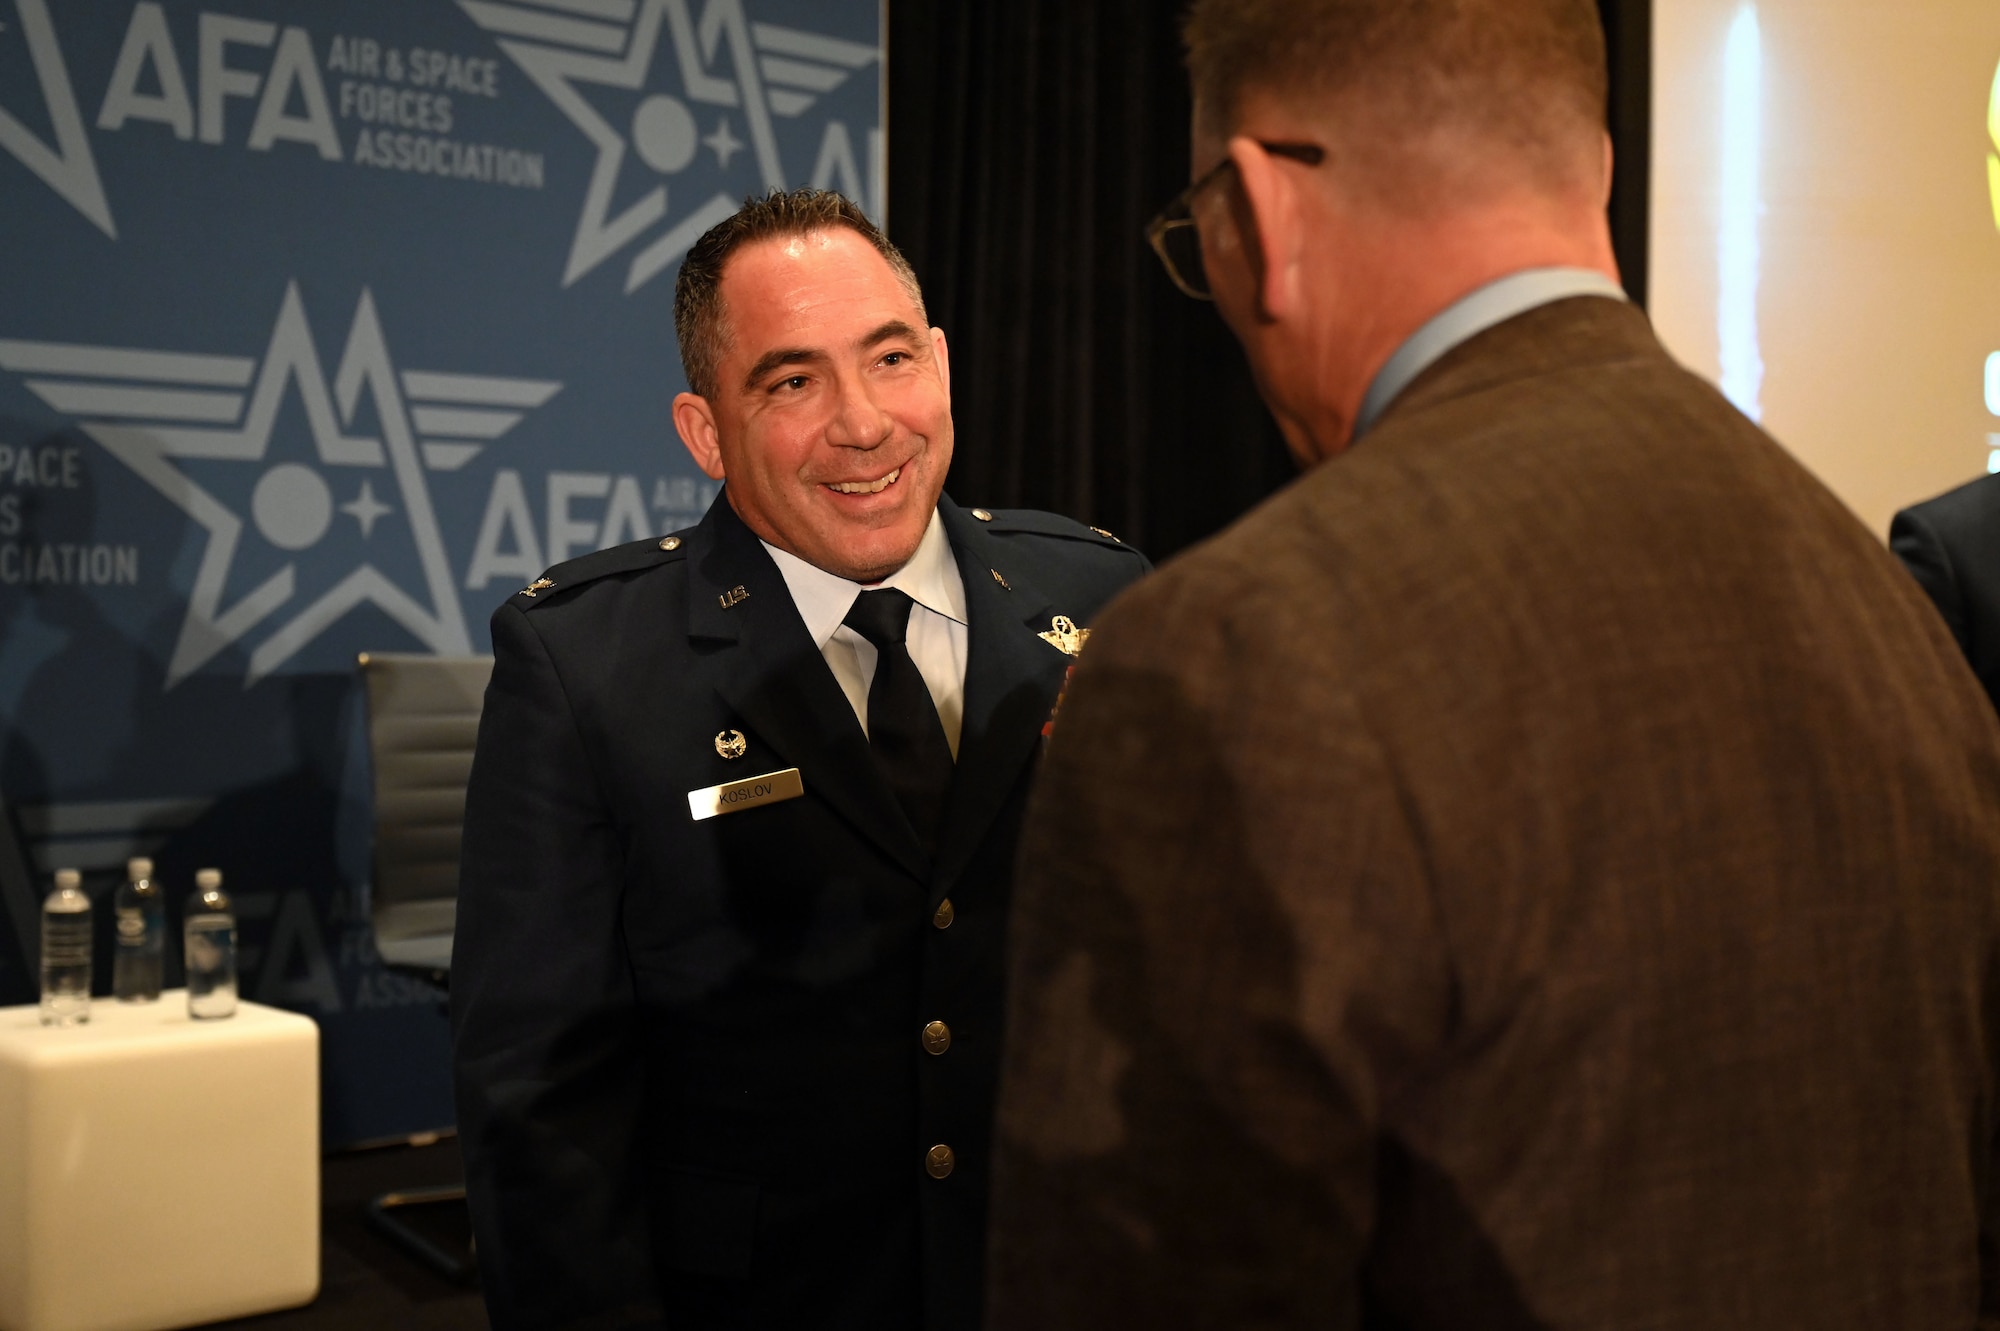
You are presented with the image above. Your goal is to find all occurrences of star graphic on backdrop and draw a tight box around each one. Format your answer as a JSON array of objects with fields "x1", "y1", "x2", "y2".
[
  {"x1": 465, "y1": 0, "x2": 781, "y2": 292},
  {"x1": 459, "y1": 0, "x2": 880, "y2": 294},
  {"x1": 341, "y1": 479, "x2": 393, "y2": 539},
  {"x1": 704, "y1": 116, "x2": 742, "y2": 170},
  {"x1": 0, "y1": 282, "x2": 562, "y2": 687}
]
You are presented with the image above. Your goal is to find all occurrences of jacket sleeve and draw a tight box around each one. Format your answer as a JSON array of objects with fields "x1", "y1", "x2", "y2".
[
  {"x1": 983, "y1": 566, "x2": 1451, "y2": 1330},
  {"x1": 452, "y1": 601, "x2": 662, "y2": 1330},
  {"x1": 1889, "y1": 507, "x2": 1972, "y2": 657}
]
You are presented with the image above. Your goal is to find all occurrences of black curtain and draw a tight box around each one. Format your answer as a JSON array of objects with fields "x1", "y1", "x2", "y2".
[{"x1": 887, "y1": 1, "x2": 1651, "y2": 561}]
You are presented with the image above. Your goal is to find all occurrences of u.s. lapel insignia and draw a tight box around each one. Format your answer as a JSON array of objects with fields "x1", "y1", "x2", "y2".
[
  {"x1": 714, "y1": 729, "x2": 747, "y2": 759},
  {"x1": 1038, "y1": 614, "x2": 1090, "y2": 656},
  {"x1": 520, "y1": 577, "x2": 555, "y2": 598},
  {"x1": 718, "y1": 585, "x2": 750, "y2": 610}
]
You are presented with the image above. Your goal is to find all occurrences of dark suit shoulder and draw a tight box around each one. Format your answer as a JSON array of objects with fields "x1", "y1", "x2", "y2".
[
  {"x1": 506, "y1": 531, "x2": 693, "y2": 610},
  {"x1": 1893, "y1": 471, "x2": 2000, "y2": 544}
]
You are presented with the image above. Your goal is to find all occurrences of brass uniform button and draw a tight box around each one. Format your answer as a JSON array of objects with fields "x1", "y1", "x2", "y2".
[
  {"x1": 925, "y1": 1144, "x2": 955, "y2": 1179},
  {"x1": 659, "y1": 536, "x2": 681, "y2": 551},
  {"x1": 971, "y1": 508, "x2": 993, "y2": 522},
  {"x1": 932, "y1": 899, "x2": 954, "y2": 929},
  {"x1": 922, "y1": 1020, "x2": 951, "y2": 1055}
]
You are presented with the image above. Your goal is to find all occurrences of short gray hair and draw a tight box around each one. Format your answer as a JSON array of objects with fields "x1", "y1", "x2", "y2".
[{"x1": 1182, "y1": 0, "x2": 1608, "y2": 196}]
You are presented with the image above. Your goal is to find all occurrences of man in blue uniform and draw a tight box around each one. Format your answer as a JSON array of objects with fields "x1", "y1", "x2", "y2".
[{"x1": 452, "y1": 189, "x2": 1148, "y2": 1330}]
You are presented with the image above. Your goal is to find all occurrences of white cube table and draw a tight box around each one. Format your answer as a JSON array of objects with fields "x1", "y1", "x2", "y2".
[{"x1": 0, "y1": 994, "x2": 319, "y2": 1331}]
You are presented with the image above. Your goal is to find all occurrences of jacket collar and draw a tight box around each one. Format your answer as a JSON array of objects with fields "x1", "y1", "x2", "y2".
[
  {"x1": 680, "y1": 492, "x2": 1077, "y2": 890},
  {"x1": 1376, "y1": 295, "x2": 1662, "y2": 438}
]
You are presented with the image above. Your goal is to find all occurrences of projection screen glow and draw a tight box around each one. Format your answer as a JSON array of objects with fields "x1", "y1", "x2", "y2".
[{"x1": 1650, "y1": 0, "x2": 2000, "y2": 535}]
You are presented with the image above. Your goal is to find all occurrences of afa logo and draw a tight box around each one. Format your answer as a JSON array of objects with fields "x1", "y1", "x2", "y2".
[
  {"x1": 2, "y1": 0, "x2": 882, "y2": 295},
  {"x1": 1, "y1": 0, "x2": 373, "y2": 237},
  {"x1": 0, "y1": 284, "x2": 562, "y2": 688},
  {"x1": 459, "y1": 0, "x2": 880, "y2": 292}
]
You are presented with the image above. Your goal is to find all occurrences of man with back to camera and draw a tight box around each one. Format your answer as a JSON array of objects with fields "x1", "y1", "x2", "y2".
[
  {"x1": 985, "y1": 1, "x2": 2000, "y2": 1327},
  {"x1": 451, "y1": 189, "x2": 1148, "y2": 1330}
]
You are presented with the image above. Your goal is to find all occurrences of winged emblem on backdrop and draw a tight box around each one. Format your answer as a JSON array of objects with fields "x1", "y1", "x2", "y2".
[
  {"x1": 458, "y1": 0, "x2": 882, "y2": 294},
  {"x1": 0, "y1": 285, "x2": 562, "y2": 687}
]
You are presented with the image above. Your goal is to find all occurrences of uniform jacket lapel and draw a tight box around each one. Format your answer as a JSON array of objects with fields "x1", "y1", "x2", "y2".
[
  {"x1": 932, "y1": 500, "x2": 1076, "y2": 899},
  {"x1": 684, "y1": 495, "x2": 930, "y2": 882}
]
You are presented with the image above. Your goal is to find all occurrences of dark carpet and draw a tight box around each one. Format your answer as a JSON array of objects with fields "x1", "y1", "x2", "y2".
[{"x1": 202, "y1": 1137, "x2": 489, "y2": 1330}]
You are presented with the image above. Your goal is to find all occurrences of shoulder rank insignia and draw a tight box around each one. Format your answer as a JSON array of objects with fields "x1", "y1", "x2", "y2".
[
  {"x1": 1038, "y1": 614, "x2": 1090, "y2": 656},
  {"x1": 521, "y1": 577, "x2": 555, "y2": 598}
]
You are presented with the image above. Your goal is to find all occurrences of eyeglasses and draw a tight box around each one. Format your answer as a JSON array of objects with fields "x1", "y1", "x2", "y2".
[{"x1": 1144, "y1": 141, "x2": 1325, "y2": 300}]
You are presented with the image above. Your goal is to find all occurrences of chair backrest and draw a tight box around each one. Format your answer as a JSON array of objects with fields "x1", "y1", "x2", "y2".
[
  {"x1": 357, "y1": 652, "x2": 493, "y2": 975},
  {"x1": 0, "y1": 799, "x2": 37, "y2": 999}
]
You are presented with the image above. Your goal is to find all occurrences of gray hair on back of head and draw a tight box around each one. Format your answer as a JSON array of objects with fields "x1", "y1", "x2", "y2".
[{"x1": 1182, "y1": 0, "x2": 1609, "y2": 199}]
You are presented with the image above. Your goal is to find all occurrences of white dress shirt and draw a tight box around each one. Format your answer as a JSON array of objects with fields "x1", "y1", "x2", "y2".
[{"x1": 761, "y1": 511, "x2": 970, "y2": 758}]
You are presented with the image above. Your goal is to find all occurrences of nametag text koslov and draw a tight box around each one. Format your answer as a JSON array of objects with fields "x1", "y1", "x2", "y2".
[{"x1": 687, "y1": 768, "x2": 805, "y2": 821}]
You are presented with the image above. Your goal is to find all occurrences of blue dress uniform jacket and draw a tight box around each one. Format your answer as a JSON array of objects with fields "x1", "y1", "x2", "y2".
[{"x1": 452, "y1": 491, "x2": 1148, "y2": 1331}]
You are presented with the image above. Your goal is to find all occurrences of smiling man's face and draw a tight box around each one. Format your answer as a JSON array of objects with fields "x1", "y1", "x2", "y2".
[{"x1": 674, "y1": 227, "x2": 954, "y2": 584}]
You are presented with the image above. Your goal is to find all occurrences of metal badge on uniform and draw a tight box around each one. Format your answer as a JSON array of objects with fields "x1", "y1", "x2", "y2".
[
  {"x1": 687, "y1": 767, "x2": 803, "y2": 821},
  {"x1": 714, "y1": 729, "x2": 747, "y2": 759},
  {"x1": 520, "y1": 577, "x2": 554, "y2": 598},
  {"x1": 1038, "y1": 614, "x2": 1090, "y2": 656}
]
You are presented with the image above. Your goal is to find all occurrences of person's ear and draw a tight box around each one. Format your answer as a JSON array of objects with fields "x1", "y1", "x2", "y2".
[
  {"x1": 673, "y1": 392, "x2": 727, "y2": 480},
  {"x1": 1227, "y1": 136, "x2": 1307, "y2": 323},
  {"x1": 929, "y1": 326, "x2": 951, "y2": 404}
]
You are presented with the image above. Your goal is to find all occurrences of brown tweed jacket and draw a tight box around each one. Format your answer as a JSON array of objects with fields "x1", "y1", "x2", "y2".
[{"x1": 985, "y1": 297, "x2": 2000, "y2": 1329}]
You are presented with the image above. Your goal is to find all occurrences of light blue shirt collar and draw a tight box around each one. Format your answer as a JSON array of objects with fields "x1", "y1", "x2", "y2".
[{"x1": 1354, "y1": 267, "x2": 1628, "y2": 440}]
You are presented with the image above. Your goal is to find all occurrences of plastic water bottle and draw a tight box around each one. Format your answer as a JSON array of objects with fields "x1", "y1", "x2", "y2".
[
  {"x1": 184, "y1": 868, "x2": 237, "y2": 1020},
  {"x1": 40, "y1": 868, "x2": 91, "y2": 1026},
  {"x1": 113, "y1": 855, "x2": 165, "y2": 1002}
]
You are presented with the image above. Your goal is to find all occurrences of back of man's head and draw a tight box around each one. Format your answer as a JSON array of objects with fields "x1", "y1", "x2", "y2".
[{"x1": 1183, "y1": 0, "x2": 1608, "y2": 207}]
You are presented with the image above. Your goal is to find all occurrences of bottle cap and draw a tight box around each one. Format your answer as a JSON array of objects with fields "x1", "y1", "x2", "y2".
[
  {"x1": 127, "y1": 857, "x2": 153, "y2": 881},
  {"x1": 195, "y1": 868, "x2": 222, "y2": 890},
  {"x1": 54, "y1": 868, "x2": 80, "y2": 891}
]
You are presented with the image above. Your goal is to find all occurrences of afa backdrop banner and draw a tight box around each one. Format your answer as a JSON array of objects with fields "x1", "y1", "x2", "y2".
[{"x1": 0, "y1": 0, "x2": 884, "y2": 1144}]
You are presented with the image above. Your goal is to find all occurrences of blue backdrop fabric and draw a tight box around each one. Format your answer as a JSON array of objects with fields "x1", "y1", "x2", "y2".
[{"x1": 0, "y1": 0, "x2": 883, "y2": 1145}]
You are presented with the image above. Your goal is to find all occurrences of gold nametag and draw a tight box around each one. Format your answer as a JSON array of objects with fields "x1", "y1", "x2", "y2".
[{"x1": 687, "y1": 768, "x2": 804, "y2": 821}]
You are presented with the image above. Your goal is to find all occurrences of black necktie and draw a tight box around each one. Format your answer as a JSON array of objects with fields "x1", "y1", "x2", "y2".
[{"x1": 843, "y1": 588, "x2": 955, "y2": 851}]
